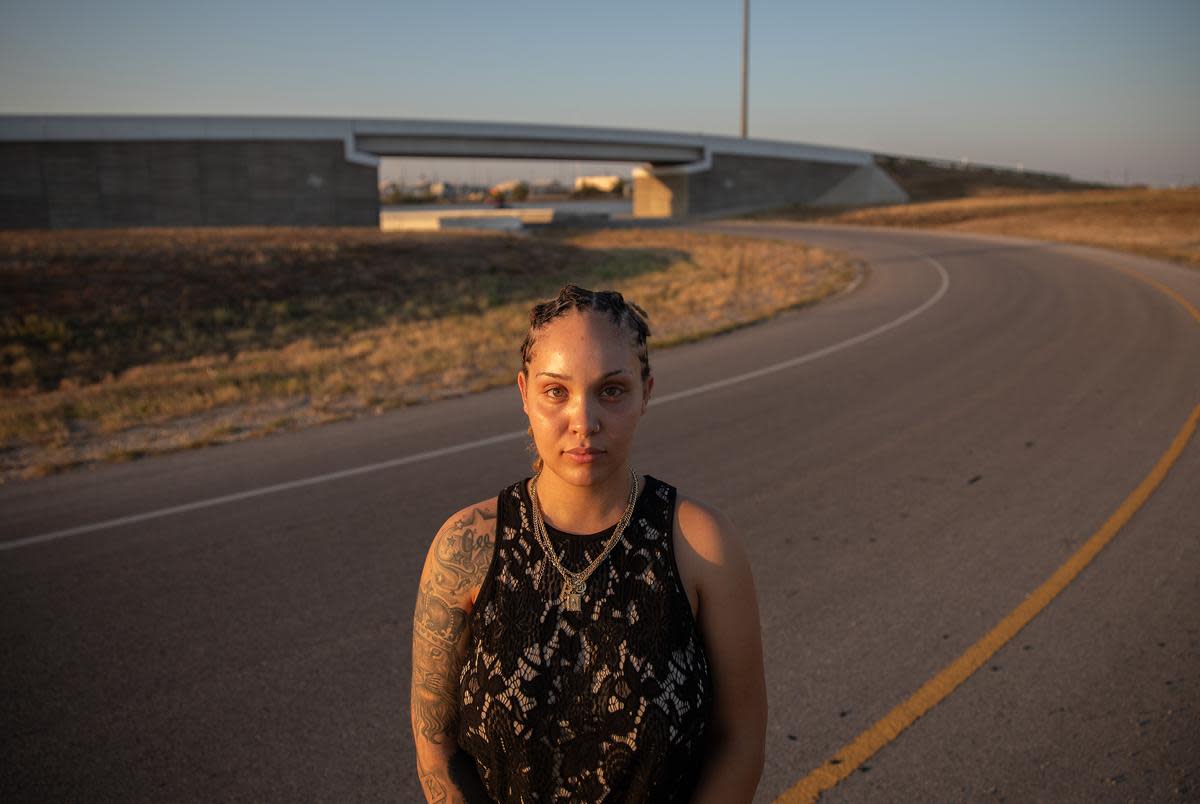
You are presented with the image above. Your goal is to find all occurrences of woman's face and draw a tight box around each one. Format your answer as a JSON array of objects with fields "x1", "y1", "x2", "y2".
[{"x1": 517, "y1": 309, "x2": 653, "y2": 487}]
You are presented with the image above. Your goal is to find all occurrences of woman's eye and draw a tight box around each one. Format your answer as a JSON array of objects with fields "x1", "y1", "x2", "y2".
[
  {"x1": 601, "y1": 386, "x2": 625, "y2": 399},
  {"x1": 545, "y1": 387, "x2": 566, "y2": 399}
]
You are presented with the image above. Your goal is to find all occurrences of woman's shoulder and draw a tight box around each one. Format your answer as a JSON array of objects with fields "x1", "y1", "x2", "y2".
[
  {"x1": 669, "y1": 488, "x2": 747, "y2": 573},
  {"x1": 669, "y1": 488, "x2": 757, "y2": 632},
  {"x1": 429, "y1": 475, "x2": 534, "y2": 550},
  {"x1": 433, "y1": 495, "x2": 499, "y2": 544},
  {"x1": 421, "y1": 495, "x2": 500, "y2": 604}
]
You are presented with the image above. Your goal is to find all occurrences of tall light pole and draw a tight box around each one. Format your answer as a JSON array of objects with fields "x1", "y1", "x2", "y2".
[{"x1": 741, "y1": 0, "x2": 750, "y2": 138}]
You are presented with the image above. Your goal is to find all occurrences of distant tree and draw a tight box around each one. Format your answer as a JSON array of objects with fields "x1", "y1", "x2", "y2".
[
  {"x1": 511, "y1": 181, "x2": 530, "y2": 202},
  {"x1": 611, "y1": 177, "x2": 625, "y2": 196}
]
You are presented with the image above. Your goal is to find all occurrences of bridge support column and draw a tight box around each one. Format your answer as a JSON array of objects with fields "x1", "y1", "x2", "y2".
[{"x1": 631, "y1": 168, "x2": 690, "y2": 217}]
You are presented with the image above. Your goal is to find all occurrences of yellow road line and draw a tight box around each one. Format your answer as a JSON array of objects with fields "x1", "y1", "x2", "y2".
[
  {"x1": 777, "y1": 265, "x2": 1200, "y2": 804},
  {"x1": 1113, "y1": 265, "x2": 1200, "y2": 324}
]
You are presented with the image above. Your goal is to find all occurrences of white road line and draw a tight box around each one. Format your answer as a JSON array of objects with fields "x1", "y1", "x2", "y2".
[
  {"x1": 1, "y1": 432, "x2": 527, "y2": 551},
  {"x1": 3, "y1": 250, "x2": 950, "y2": 552},
  {"x1": 653, "y1": 252, "x2": 949, "y2": 405}
]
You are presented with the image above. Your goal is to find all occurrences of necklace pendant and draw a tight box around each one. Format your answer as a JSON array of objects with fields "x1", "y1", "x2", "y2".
[{"x1": 562, "y1": 579, "x2": 586, "y2": 612}]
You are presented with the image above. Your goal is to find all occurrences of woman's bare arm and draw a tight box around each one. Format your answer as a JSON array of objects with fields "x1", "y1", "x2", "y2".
[
  {"x1": 411, "y1": 501, "x2": 497, "y2": 804},
  {"x1": 675, "y1": 498, "x2": 768, "y2": 804}
]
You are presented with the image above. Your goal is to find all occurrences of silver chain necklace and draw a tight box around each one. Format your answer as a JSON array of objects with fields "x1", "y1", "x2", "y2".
[{"x1": 529, "y1": 468, "x2": 639, "y2": 612}]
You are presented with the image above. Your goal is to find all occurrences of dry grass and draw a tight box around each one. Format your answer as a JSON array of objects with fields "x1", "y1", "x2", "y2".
[
  {"x1": 766, "y1": 188, "x2": 1200, "y2": 268},
  {"x1": 873, "y1": 155, "x2": 1100, "y2": 202},
  {"x1": 1, "y1": 227, "x2": 857, "y2": 481}
]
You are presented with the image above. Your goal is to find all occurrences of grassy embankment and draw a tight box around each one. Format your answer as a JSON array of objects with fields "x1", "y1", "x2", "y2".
[
  {"x1": 0, "y1": 227, "x2": 858, "y2": 481},
  {"x1": 760, "y1": 187, "x2": 1200, "y2": 269}
]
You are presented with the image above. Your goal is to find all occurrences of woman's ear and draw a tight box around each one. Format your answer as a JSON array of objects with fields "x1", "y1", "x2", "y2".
[
  {"x1": 641, "y1": 375, "x2": 654, "y2": 413},
  {"x1": 517, "y1": 370, "x2": 529, "y2": 414}
]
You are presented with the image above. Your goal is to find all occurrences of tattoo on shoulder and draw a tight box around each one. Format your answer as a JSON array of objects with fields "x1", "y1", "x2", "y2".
[{"x1": 431, "y1": 506, "x2": 496, "y2": 595}]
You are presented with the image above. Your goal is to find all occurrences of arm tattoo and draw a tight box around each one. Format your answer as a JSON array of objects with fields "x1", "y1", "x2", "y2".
[
  {"x1": 431, "y1": 507, "x2": 497, "y2": 595},
  {"x1": 417, "y1": 750, "x2": 492, "y2": 804},
  {"x1": 412, "y1": 636, "x2": 461, "y2": 742},
  {"x1": 412, "y1": 506, "x2": 496, "y2": 747},
  {"x1": 417, "y1": 754, "x2": 448, "y2": 803},
  {"x1": 414, "y1": 580, "x2": 469, "y2": 649}
]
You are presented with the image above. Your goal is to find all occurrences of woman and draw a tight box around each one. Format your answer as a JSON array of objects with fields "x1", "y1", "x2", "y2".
[{"x1": 411, "y1": 285, "x2": 767, "y2": 803}]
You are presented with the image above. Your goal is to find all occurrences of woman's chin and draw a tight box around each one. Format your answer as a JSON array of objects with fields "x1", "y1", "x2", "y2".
[{"x1": 547, "y1": 458, "x2": 618, "y2": 485}]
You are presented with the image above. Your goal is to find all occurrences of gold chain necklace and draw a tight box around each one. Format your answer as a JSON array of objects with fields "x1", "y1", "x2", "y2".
[{"x1": 529, "y1": 468, "x2": 639, "y2": 612}]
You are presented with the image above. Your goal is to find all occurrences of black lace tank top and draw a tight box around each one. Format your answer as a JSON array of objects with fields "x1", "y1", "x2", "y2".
[{"x1": 458, "y1": 475, "x2": 713, "y2": 803}]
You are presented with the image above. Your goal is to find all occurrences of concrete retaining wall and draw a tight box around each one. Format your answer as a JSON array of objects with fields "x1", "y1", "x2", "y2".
[
  {"x1": 689, "y1": 154, "x2": 860, "y2": 216},
  {"x1": 633, "y1": 153, "x2": 907, "y2": 217},
  {"x1": 0, "y1": 140, "x2": 378, "y2": 229}
]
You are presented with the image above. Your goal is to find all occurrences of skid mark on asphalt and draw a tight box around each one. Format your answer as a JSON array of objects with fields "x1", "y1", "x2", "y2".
[
  {"x1": 3, "y1": 250, "x2": 949, "y2": 551},
  {"x1": 776, "y1": 265, "x2": 1200, "y2": 804}
]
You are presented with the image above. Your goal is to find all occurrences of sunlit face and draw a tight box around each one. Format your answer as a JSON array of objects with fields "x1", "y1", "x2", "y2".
[{"x1": 517, "y1": 309, "x2": 653, "y2": 487}]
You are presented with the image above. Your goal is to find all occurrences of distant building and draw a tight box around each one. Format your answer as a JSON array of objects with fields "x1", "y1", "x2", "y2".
[
  {"x1": 489, "y1": 179, "x2": 525, "y2": 196},
  {"x1": 574, "y1": 175, "x2": 624, "y2": 193}
]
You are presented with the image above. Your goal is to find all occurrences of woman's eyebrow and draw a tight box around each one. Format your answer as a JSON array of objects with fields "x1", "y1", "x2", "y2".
[{"x1": 536, "y1": 369, "x2": 630, "y2": 380}]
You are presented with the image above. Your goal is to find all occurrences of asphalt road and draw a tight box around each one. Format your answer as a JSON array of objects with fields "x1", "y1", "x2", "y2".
[{"x1": 2, "y1": 224, "x2": 1197, "y2": 803}]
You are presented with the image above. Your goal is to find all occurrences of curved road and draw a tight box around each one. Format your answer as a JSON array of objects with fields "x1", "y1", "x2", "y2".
[{"x1": 2, "y1": 224, "x2": 1197, "y2": 803}]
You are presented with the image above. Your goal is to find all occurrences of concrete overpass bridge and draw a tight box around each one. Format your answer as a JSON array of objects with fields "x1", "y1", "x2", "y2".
[{"x1": 0, "y1": 115, "x2": 907, "y2": 228}]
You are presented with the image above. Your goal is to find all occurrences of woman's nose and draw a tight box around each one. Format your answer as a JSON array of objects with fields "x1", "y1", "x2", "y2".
[{"x1": 569, "y1": 398, "x2": 600, "y2": 435}]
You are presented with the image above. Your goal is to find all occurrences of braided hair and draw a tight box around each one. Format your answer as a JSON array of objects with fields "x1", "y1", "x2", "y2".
[{"x1": 520, "y1": 285, "x2": 652, "y2": 472}]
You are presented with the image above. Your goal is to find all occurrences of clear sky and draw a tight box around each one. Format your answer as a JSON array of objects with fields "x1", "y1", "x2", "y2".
[{"x1": 2, "y1": 0, "x2": 1196, "y2": 186}]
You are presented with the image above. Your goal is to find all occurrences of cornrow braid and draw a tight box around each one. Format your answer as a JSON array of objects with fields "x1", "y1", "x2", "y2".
[
  {"x1": 520, "y1": 284, "x2": 651, "y2": 381},
  {"x1": 520, "y1": 284, "x2": 652, "y2": 472}
]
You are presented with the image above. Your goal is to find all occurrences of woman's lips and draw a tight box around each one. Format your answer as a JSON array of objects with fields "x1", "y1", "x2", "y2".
[{"x1": 564, "y1": 448, "x2": 603, "y2": 463}]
